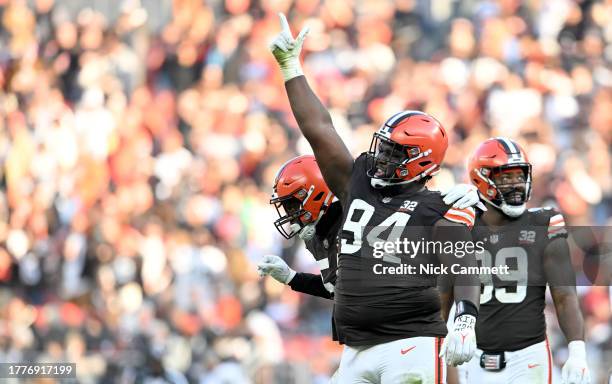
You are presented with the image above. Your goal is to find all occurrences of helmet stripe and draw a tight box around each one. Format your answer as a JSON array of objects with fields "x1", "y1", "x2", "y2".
[
  {"x1": 495, "y1": 137, "x2": 514, "y2": 154},
  {"x1": 386, "y1": 111, "x2": 407, "y2": 125},
  {"x1": 273, "y1": 157, "x2": 297, "y2": 185},
  {"x1": 385, "y1": 110, "x2": 426, "y2": 130},
  {"x1": 495, "y1": 137, "x2": 524, "y2": 162}
]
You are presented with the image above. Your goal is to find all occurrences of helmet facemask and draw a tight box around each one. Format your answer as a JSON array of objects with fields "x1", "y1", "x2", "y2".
[
  {"x1": 270, "y1": 186, "x2": 330, "y2": 240},
  {"x1": 270, "y1": 155, "x2": 334, "y2": 240},
  {"x1": 476, "y1": 164, "x2": 532, "y2": 217},
  {"x1": 271, "y1": 189, "x2": 310, "y2": 239},
  {"x1": 366, "y1": 133, "x2": 433, "y2": 188}
]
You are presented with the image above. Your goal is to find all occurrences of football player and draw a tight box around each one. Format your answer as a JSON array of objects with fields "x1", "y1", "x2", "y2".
[
  {"x1": 258, "y1": 155, "x2": 341, "y2": 301},
  {"x1": 459, "y1": 137, "x2": 591, "y2": 384},
  {"x1": 257, "y1": 155, "x2": 483, "y2": 324},
  {"x1": 269, "y1": 14, "x2": 481, "y2": 383}
]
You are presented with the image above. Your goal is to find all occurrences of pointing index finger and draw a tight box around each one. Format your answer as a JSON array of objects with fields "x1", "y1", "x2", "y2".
[{"x1": 278, "y1": 13, "x2": 292, "y2": 36}]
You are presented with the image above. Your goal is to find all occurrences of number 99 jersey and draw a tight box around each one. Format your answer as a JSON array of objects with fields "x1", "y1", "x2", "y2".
[
  {"x1": 333, "y1": 154, "x2": 475, "y2": 346},
  {"x1": 472, "y1": 207, "x2": 568, "y2": 352}
]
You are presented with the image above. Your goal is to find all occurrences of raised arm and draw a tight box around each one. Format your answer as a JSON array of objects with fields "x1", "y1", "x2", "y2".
[
  {"x1": 285, "y1": 77, "x2": 353, "y2": 198},
  {"x1": 269, "y1": 13, "x2": 353, "y2": 198}
]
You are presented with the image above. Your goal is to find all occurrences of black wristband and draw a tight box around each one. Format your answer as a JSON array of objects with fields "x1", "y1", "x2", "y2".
[{"x1": 455, "y1": 300, "x2": 479, "y2": 320}]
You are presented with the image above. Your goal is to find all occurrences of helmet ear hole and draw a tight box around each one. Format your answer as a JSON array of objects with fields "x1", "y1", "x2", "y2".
[
  {"x1": 419, "y1": 161, "x2": 432, "y2": 167},
  {"x1": 312, "y1": 192, "x2": 325, "y2": 201}
]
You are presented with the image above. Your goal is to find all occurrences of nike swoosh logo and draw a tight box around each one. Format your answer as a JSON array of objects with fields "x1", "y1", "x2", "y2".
[
  {"x1": 400, "y1": 346, "x2": 416, "y2": 355},
  {"x1": 528, "y1": 364, "x2": 540, "y2": 369}
]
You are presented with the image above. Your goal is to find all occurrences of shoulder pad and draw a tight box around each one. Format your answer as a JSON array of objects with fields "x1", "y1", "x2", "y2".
[
  {"x1": 528, "y1": 207, "x2": 547, "y2": 212},
  {"x1": 526, "y1": 206, "x2": 559, "y2": 225},
  {"x1": 527, "y1": 206, "x2": 554, "y2": 212},
  {"x1": 527, "y1": 207, "x2": 567, "y2": 239}
]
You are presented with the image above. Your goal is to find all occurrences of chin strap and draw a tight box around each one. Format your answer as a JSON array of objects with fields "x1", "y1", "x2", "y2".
[
  {"x1": 480, "y1": 194, "x2": 526, "y2": 217},
  {"x1": 500, "y1": 203, "x2": 526, "y2": 217}
]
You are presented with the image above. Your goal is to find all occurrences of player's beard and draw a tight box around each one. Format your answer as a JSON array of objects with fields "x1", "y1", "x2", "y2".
[
  {"x1": 498, "y1": 186, "x2": 527, "y2": 217},
  {"x1": 501, "y1": 186, "x2": 526, "y2": 205},
  {"x1": 498, "y1": 183, "x2": 527, "y2": 206}
]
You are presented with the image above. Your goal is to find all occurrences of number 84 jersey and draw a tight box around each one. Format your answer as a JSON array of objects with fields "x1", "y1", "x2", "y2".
[{"x1": 472, "y1": 207, "x2": 567, "y2": 352}]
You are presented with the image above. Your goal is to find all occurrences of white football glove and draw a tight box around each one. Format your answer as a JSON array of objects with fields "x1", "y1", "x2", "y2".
[
  {"x1": 561, "y1": 341, "x2": 591, "y2": 384},
  {"x1": 290, "y1": 223, "x2": 317, "y2": 241},
  {"x1": 440, "y1": 314, "x2": 477, "y2": 366},
  {"x1": 257, "y1": 254, "x2": 296, "y2": 284},
  {"x1": 269, "y1": 13, "x2": 309, "y2": 81},
  {"x1": 442, "y1": 183, "x2": 487, "y2": 211}
]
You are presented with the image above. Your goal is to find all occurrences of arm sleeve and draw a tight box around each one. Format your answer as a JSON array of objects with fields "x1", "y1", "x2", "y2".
[
  {"x1": 443, "y1": 206, "x2": 476, "y2": 228},
  {"x1": 288, "y1": 272, "x2": 333, "y2": 299}
]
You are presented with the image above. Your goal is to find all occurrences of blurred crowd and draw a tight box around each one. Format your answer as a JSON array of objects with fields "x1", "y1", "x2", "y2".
[{"x1": 0, "y1": 0, "x2": 610, "y2": 382}]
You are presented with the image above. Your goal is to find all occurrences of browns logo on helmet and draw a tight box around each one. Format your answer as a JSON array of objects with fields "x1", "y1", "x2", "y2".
[
  {"x1": 468, "y1": 137, "x2": 532, "y2": 217},
  {"x1": 271, "y1": 155, "x2": 335, "y2": 239},
  {"x1": 366, "y1": 110, "x2": 449, "y2": 188}
]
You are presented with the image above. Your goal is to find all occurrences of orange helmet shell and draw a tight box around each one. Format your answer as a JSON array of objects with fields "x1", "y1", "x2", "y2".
[
  {"x1": 368, "y1": 111, "x2": 448, "y2": 184},
  {"x1": 468, "y1": 137, "x2": 531, "y2": 202},
  {"x1": 271, "y1": 155, "x2": 334, "y2": 238}
]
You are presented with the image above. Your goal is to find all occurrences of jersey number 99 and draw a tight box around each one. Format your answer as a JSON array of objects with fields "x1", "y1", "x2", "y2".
[{"x1": 476, "y1": 247, "x2": 528, "y2": 304}]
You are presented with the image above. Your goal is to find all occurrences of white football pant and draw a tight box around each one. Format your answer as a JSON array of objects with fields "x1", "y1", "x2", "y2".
[
  {"x1": 332, "y1": 336, "x2": 446, "y2": 384},
  {"x1": 458, "y1": 339, "x2": 553, "y2": 384}
]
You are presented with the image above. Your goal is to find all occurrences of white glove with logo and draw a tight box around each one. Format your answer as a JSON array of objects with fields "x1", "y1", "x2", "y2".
[
  {"x1": 442, "y1": 183, "x2": 487, "y2": 211},
  {"x1": 269, "y1": 13, "x2": 309, "y2": 81},
  {"x1": 257, "y1": 254, "x2": 296, "y2": 284},
  {"x1": 440, "y1": 314, "x2": 477, "y2": 366},
  {"x1": 561, "y1": 341, "x2": 591, "y2": 384}
]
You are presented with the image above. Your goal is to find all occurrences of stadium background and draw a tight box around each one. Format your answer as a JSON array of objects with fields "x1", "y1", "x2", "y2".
[{"x1": 0, "y1": 0, "x2": 610, "y2": 382}]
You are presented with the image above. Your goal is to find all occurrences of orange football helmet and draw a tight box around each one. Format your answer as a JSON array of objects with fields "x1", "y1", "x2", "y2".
[
  {"x1": 271, "y1": 155, "x2": 335, "y2": 239},
  {"x1": 367, "y1": 111, "x2": 448, "y2": 188},
  {"x1": 468, "y1": 137, "x2": 532, "y2": 217}
]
